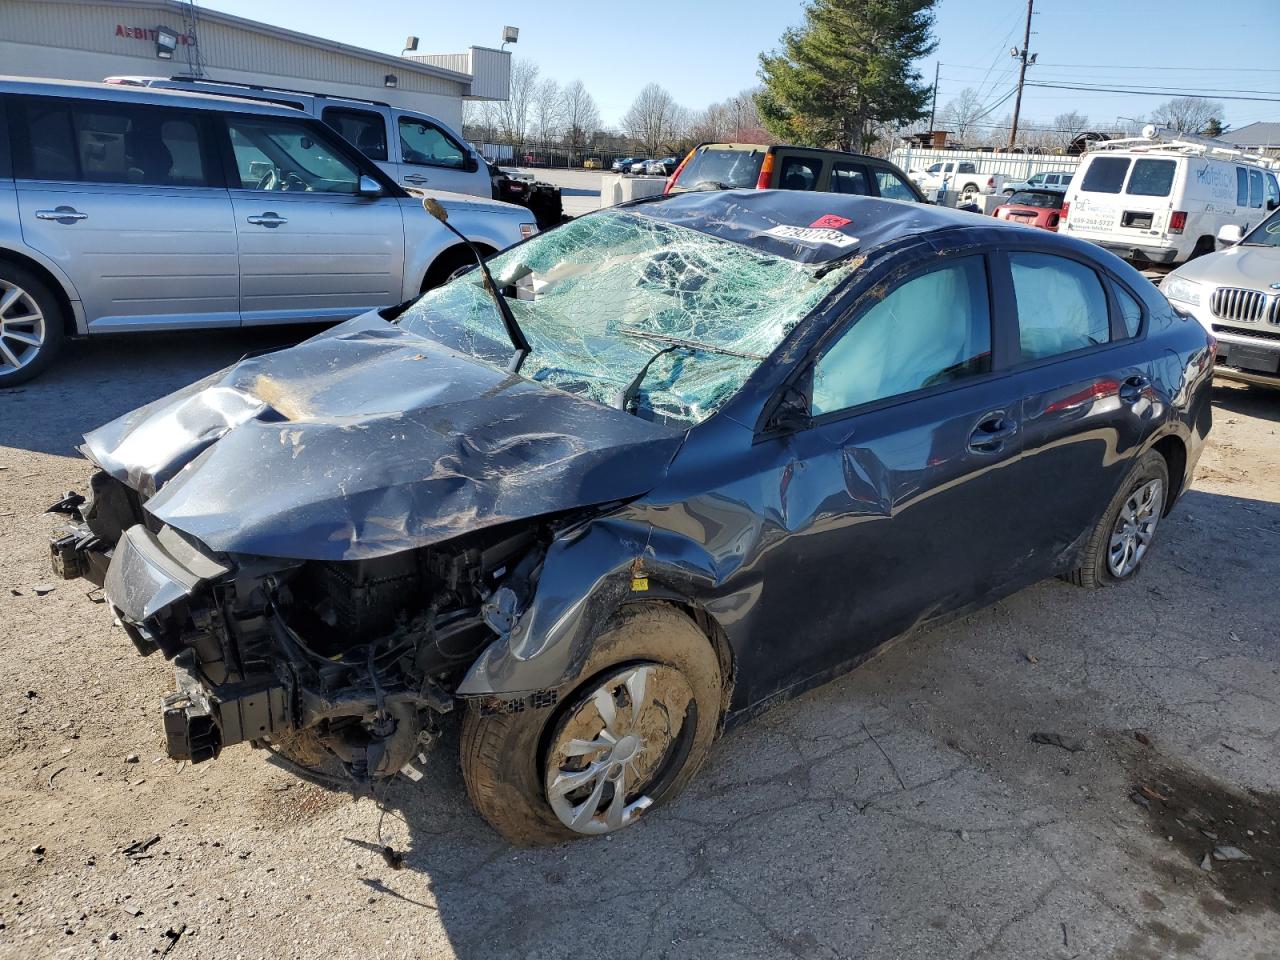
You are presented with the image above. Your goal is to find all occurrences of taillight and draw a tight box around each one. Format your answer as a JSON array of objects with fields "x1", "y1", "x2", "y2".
[
  {"x1": 756, "y1": 152, "x2": 775, "y2": 190},
  {"x1": 1061, "y1": 201, "x2": 1070, "y2": 221},
  {"x1": 664, "y1": 148, "x2": 695, "y2": 196},
  {"x1": 992, "y1": 206, "x2": 1004, "y2": 218},
  {"x1": 987, "y1": 176, "x2": 994, "y2": 189},
  {"x1": 1169, "y1": 210, "x2": 1187, "y2": 234}
]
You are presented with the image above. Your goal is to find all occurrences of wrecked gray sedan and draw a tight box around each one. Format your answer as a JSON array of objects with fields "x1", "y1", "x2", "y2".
[{"x1": 49, "y1": 191, "x2": 1213, "y2": 844}]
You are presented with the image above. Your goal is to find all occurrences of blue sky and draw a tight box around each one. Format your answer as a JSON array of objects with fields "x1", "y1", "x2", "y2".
[{"x1": 206, "y1": 0, "x2": 1280, "y2": 130}]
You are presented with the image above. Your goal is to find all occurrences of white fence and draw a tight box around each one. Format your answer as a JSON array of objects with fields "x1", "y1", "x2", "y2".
[{"x1": 889, "y1": 147, "x2": 1081, "y2": 181}]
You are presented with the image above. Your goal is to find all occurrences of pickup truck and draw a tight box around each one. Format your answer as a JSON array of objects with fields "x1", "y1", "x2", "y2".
[{"x1": 909, "y1": 161, "x2": 1006, "y2": 201}]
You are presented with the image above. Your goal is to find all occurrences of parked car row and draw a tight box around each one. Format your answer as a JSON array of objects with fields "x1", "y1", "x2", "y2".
[{"x1": 0, "y1": 77, "x2": 537, "y2": 385}]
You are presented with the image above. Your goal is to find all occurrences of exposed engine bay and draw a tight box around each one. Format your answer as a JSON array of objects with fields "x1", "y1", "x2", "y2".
[{"x1": 51, "y1": 470, "x2": 551, "y2": 785}]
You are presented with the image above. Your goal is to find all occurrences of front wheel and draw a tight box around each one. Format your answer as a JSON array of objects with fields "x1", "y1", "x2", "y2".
[
  {"x1": 460, "y1": 605, "x2": 723, "y2": 845},
  {"x1": 1067, "y1": 450, "x2": 1169, "y2": 588}
]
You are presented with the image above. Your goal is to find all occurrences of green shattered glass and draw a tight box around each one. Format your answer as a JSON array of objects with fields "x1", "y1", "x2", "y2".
[{"x1": 397, "y1": 210, "x2": 849, "y2": 425}]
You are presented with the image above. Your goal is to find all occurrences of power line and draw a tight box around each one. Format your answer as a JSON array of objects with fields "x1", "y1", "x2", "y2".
[
  {"x1": 1026, "y1": 81, "x2": 1280, "y2": 103},
  {"x1": 940, "y1": 75, "x2": 1279, "y2": 96}
]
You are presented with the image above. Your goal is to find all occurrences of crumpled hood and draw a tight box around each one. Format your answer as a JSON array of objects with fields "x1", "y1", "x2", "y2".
[
  {"x1": 82, "y1": 313, "x2": 684, "y2": 561},
  {"x1": 1171, "y1": 243, "x2": 1280, "y2": 288}
]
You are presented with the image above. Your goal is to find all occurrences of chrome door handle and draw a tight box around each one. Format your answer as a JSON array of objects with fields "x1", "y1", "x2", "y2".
[
  {"x1": 246, "y1": 213, "x2": 288, "y2": 227},
  {"x1": 968, "y1": 412, "x2": 1019, "y2": 453},
  {"x1": 1119, "y1": 374, "x2": 1150, "y2": 404},
  {"x1": 402, "y1": 174, "x2": 430, "y2": 184},
  {"x1": 35, "y1": 207, "x2": 88, "y2": 222}
]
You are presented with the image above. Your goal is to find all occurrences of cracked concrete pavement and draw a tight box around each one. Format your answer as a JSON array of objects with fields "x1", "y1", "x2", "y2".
[{"x1": 0, "y1": 329, "x2": 1277, "y2": 959}]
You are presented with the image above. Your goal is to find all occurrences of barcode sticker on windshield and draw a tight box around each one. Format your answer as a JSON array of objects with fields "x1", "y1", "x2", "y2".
[{"x1": 763, "y1": 224, "x2": 860, "y2": 248}]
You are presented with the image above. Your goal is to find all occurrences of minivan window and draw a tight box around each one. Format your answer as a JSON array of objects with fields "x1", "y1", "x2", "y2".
[
  {"x1": 1248, "y1": 169, "x2": 1264, "y2": 209},
  {"x1": 812, "y1": 257, "x2": 992, "y2": 415},
  {"x1": 1080, "y1": 156, "x2": 1130, "y2": 194},
  {"x1": 18, "y1": 99, "x2": 210, "y2": 187},
  {"x1": 1011, "y1": 253, "x2": 1110, "y2": 360},
  {"x1": 323, "y1": 107, "x2": 387, "y2": 162},
  {"x1": 875, "y1": 168, "x2": 917, "y2": 201},
  {"x1": 1236, "y1": 167, "x2": 1249, "y2": 207},
  {"x1": 829, "y1": 162, "x2": 872, "y2": 195},
  {"x1": 225, "y1": 117, "x2": 360, "y2": 193},
  {"x1": 398, "y1": 118, "x2": 466, "y2": 169},
  {"x1": 675, "y1": 147, "x2": 764, "y2": 190},
  {"x1": 1266, "y1": 173, "x2": 1279, "y2": 209},
  {"x1": 778, "y1": 156, "x2": 820, "y2": 191},
  {"x1": 1126, "y1": 159, "x2": 1176, "y2": 197}
]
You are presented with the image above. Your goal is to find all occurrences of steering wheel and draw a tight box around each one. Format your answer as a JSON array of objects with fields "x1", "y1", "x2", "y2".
[
  {"x1": 280, "y1": 171, "x2": 309, "y2": 192},
  {"x1": 256, "y1": 168, "x2": 278, "y2": 191}
]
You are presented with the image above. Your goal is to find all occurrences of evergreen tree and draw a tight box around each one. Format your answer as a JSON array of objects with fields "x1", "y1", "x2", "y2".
[{"x1": 757, "y1": 0, "x2": 937, "y2": 152}]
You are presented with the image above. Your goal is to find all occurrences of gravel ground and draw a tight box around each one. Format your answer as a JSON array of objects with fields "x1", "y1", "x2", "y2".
[{"x1": 1, "y1": 332, "x2": 1278, "y2": 960}]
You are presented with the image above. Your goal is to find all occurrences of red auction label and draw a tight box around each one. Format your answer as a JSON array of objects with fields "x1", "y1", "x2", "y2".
[{"x1": 809, "y1": 214, "x2": 852, "y2": 229}]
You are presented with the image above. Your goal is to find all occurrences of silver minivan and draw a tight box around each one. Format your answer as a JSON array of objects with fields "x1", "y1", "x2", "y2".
[
  {"x1": 105, "y1": 76, "x2": 493, "y2": 198},
  {"x1": 0, "y1": 77, "x2": 535, "y2": 385}
]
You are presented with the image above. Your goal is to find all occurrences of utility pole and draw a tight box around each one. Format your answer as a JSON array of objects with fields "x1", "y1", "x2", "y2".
[
  {"x1": 928, "y1": 60, "x2": 940, "y2": 133},
  {"x1": 1008, "y1": 0, "x2": 1036, "y2": 149}
]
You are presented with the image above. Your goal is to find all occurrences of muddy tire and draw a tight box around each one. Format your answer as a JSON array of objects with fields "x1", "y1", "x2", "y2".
[
  {"x1": 460, "y1": 605, "x2": 723, "y2": 846},
  {"x1": 1066, "y1": 450, "x2": 1170, "y2": 589}
]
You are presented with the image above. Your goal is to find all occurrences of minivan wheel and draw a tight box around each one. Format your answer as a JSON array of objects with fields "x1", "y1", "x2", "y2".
[
  {"x1": 460, "y1": 605, "x2": 722, "y2": 846},
  {"x1": 0, "y1": 264, "x2": 64, "y2": 388},
  {"x1": 1067, "y1": 451, "x2": 1169, "y2": 588}
]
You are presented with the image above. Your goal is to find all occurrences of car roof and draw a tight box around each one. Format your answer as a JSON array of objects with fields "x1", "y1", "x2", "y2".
[
  {"x1": 0, "y1": 76, "x2": 307, "y2": 117},
  {"x1": 627, "y1": 189, "x2": 1036, "y2": 264},
  {"x1": 700, "y1": 142, "x2": 884, "y2": 163}
]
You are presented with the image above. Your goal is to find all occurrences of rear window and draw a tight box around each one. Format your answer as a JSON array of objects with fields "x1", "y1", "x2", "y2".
[
  {"x1": 675, "y1": 147, "x2": 764, "y2": 190},
  {"x1": 1008, "y1": 190, "x2": 1062, "y2": 208},
  {"x1": 1126, "y1": 159, "x2": 1176, "y2": 197},
  {"x1": 1080, "y1": 156, "x2": 1130, "y2": 194}
]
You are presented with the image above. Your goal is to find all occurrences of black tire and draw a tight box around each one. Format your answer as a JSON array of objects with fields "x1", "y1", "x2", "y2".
[
  {"x1": 421, "y1": 246, "x2": 488, "y2": 292},
  {"x1": 461, "y1": 605, "x2": 723, "y2": 846},
  {"x1": 0, "y1": 262, "x2": 65, "y2": 388},
  {"x1": 1066, "y1": 450, "x2": 1170, "y2": 589}
]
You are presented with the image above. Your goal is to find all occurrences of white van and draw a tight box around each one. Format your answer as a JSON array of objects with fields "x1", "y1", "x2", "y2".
[
  {"x1": 1062, "y1": 127, "x2": 1280, "y2": 265},
  {"x1": 105, "y1": 76, "x2": 493, "y2": 198}
]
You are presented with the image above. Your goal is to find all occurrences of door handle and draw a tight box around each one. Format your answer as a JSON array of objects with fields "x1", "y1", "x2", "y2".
[
  {"x1": 246, "y1": 213, "x2": 288, "y2": 227},
  {"x1": 402, "y1": 174, "x2": 430, "y2": 185},
  {"x1": 35, "y1": 207, "x2": 88, "y2": 222},
  {"x1": 968, "y1": 413, "x2": 1018, "y2": 453},
  {"x1": 1119, "y1": 374, "x2": 1150, "y2": 404}
]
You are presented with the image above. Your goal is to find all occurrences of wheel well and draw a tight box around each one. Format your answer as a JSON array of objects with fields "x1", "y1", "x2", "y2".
[
  {"x1": 1152, "y1": 435, "x2": 1187, "y2": 512},
  {"x1": 632, "y1": 598, "x2": 736, "y2": 729},
  {"x1": 0, "y1": 249, "x2": 77, "y2": 335},
  {"x1": 421, "y1": 242, "x2": 497, "y2": 292},
  {"x1": 1191, "y1": 235, "x2": 1215, "y2": 258}
]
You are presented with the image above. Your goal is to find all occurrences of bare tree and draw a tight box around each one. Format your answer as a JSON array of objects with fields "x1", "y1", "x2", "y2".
[
  {"x1": 531, "y1": 78, "x2": 564, "y2": 147},
  {"x1": 623, "y1": 83, "x2": 684, "y2": 156},
  {"x1": 938, "y1": 87, "x2": 986, "y2": 144},
  {"x1": 486, "y1": 58, "x2": 540, "y2": 154},
  {"x1": 1051, "y1": 111, "x2": 1090, "y2": 152},
  {"x1": 561, "y1": 80, "x2": 601, "y2": 161},
  {"x1": 1150, "y1": 96, "x2": 1226, "y2": 135}
]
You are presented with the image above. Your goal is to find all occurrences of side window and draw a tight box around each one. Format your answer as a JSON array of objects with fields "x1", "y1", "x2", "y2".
[
  {"x1": 17, "y1": 98, "x2": 209, "y2": 186},
  {"x1": 874, "y1": 168, "x2": 917, "y2": 202},
  {"x1": 959, "y1": 162, "x2": 976, "y2": 173},
  {"x1": 777, "y1": 156, "x2": 820, "y2": 191},
  {"x1": 398, "y1": 117, "x2": 466, "y2": 169},
  {"x1": 1248, "y1": 169, "x2": 1264, "y2": 209},
  {"x1": 829, "y1": 161, "x2": 871, "y2": 195},
  {"x1": 1115, "y1": 285, "x2": 1143, "y2": 339},
  {"x1": 1266, "y1": 173, "x2": 1280, "y2": 209},
  {"x1": 322, "y1": 107, "x2": 388, "y2": 162},
  {"x1": 811, "y1": 258, "x2": 992, "y2": 415},
  {"x1": 1236, "y1": 167, "x2": 1249, "y2": 207},
  {"x1": 225, "y1": 116, "x2": 360, "y2": 193},
  {"x1": 1010, "y1": 253, "x2": 1110, "y2": 360}
]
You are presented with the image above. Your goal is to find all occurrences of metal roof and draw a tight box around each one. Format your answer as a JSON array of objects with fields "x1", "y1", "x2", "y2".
[{"x1": 1227, "y1": 122, "x2": 1280, "y2": 149}]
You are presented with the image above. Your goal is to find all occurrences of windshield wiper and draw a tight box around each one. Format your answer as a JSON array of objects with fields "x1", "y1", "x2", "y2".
[
  {"x1": 421, "y1": 198, "x2": 530, "y2": 373},
  {"x1": 617, "y1": 328, "x2": 767, "y2": 361},
  {"x1": 613, "y1": 344, "x2": 688, "y2": 412}
]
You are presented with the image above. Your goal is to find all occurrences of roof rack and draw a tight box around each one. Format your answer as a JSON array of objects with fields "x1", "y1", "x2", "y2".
[
  {"x1": 1090, "y1": 124, "x2": 1278, "y2": 169},
  {"x1": 106, "y1": 75, "x2": 392, "y2": 109}
]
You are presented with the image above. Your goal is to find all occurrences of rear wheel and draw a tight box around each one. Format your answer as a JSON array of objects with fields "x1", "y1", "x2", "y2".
[
  {"x1": 460, "y1": 605, "x2": 723, "y2": 845},
  {"x1": 0, "y1": 264, "x2": 64, "y2": 387},
  {"x1": 1066, "y1": 451, "x2": 1169, "y2": 588},
  {"x1": 961, "y1": 182, "x2": 981, "y2": 202}
]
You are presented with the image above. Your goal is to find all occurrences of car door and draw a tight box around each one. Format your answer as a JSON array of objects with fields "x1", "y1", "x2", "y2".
[
  {"x1": 11, "y1": 94, "x2": 237, "y2": 331},
  {"x1": 736, "y1": 253, "x2": 1028, "y2": 702},
  {"x1": 392, "y1": 111, "x2": 485, "y2": 195},
  {"x1": 218, "y1": 111, "x2": 406, "y2": 326},
  {"x1": 1003, "y1": 248, "x2": 1156, "y2": 577}
]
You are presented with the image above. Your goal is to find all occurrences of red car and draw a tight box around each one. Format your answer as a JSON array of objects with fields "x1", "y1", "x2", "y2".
[{"x1": 992, "y1": 188, "x2": 1067, "y2": 232}]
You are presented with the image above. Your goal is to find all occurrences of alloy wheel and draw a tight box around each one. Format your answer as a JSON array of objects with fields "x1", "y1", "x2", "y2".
[
  {"x1": 544, "y1": 663, "x2": 694, "y2": 835},
  {"x1": 0, "y1": 279, "x2": 46, "y2": 375},
  {"x1": 1108, "y1": 478, "x2": 1164, "y2": 578}
]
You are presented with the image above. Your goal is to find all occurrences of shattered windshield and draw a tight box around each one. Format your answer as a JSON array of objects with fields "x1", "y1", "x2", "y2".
[{"x1": 397, "y1": 209, "x2": 849, "y2": 425}]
